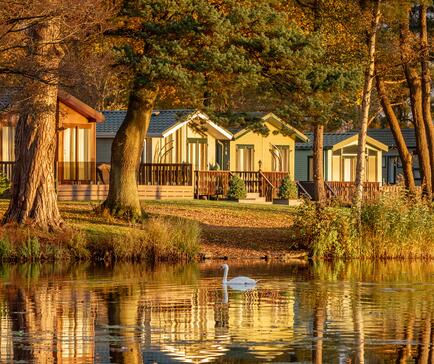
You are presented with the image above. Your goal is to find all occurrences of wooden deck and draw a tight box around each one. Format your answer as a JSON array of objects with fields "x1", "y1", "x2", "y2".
[
  {"x1": 58, "y1": 184, "x2": 194, "y2": 201},
  {"x1": 194, "y1": 170, "x2": 288, "y2": 202}
]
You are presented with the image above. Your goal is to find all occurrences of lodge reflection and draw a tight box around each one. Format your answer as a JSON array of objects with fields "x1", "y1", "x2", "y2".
[{"x1": 0, "y1": 261, "x2": 431, "y2": 363}]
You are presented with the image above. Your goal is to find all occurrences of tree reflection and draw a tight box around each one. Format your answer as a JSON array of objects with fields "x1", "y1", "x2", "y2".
[{"x1": 0, "y1": 261, "x2": 431, "y2": 363}]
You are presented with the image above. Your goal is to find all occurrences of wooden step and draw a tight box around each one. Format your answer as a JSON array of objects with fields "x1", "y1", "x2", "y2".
[
  {"x1": 245, "y1": 192, "x2": 260, "y2": 199},
  {"x1": 238, "y1": 197, "x2": 270, "y2": 204}
]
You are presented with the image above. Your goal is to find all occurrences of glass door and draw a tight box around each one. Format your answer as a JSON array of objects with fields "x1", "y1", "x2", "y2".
[{"x1": 62, "y1": 126, "x2": 91, "y2": 182}]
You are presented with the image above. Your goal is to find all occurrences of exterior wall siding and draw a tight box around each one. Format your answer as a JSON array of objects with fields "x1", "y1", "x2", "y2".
[
  {"x1": 229, "y1": 121, "x2": 296, "y2": 177},
  {"x1": 294, "y1": 149, "x2": 311, "y2": 181},
  {"x1": 96, "y1": 138, "x2": 112, "y2": 163}
]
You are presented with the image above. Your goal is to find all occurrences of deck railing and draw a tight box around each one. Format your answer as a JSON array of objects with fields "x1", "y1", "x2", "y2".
[
  {"x1": 194, "y1": 170, "x2": 232, "y2": 198},
  {"x1": 327, "y1": 181, "x2": 381, "y2": 204},
  {"x1": 195, "y1": 170, "x2": 290, "y2": 201},
  {"x1": 0, "y1": 162, "x2": 14, "y2": 182},
  {"x1": 137, "y1": 163, "x2": 193, "y2": 186},
  {"x1": 57, "y1": 162, "x2": 97, "y2": 184}
]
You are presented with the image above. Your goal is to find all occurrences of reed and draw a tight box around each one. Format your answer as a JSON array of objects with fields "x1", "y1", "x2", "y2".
[{"x1": 292, "y1": 192, "x2": 434, "y2": 259}]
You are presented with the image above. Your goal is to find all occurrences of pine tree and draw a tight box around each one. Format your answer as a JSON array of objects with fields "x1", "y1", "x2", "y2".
[{"x1": 103, "y1": 0, "x2": 321, "y2": 217}]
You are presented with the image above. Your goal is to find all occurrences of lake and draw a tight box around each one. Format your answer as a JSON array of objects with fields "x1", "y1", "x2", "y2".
[{"x1": 0, "y1": 260, "x2": 433, "y2": 363}]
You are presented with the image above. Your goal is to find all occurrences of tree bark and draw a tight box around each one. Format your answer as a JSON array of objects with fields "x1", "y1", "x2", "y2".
[
  {"x1": 103, "y1": 83, "x2": 158, "y2": 218},
  {"x1": 313, "y1": 124, "x2": 326, "y2": 204},
  {"x1": 3, "y1": 11, "x2": 64, "y2": 231},
  {"x1": 354, "y1": 0, "x2": 381, "y2": 210},
  {"x1": 376, "y1": 76, "x2": 416, "y2": 195},
  {"x1": 400, "y1": 16, "x2": 432, "y2": 199},
  {"x1": 420, "y1": 5, "x2": 434, "y2": 194}
]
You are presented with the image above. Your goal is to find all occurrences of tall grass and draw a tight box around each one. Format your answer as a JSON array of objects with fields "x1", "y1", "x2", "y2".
[
  {"x1": 0, "y1": 217, "x2": 201, "y2": 262},
  {"x1": 292, "y1": 192, "x2": 434, "y2": 259}
]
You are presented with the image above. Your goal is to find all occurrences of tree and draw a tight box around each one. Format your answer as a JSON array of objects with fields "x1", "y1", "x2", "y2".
[
  {"x1": 419, "y1": 4, "x2": 434, "y2": 195},
  {"x1": 284, "y1": 0, "x2": 363, "y2": 205},
  {"x1": 376, "y1": 75, "x2": 416, "y2": 194},
  {"x1": 103, "y1": 0, "x2": 321, "y2": 217},
  {"x1": 0, "y1": 0, "x2": 111, "y2": 230},
  {"x1": 399, "y1": 3, "x2": 432, "y2": 198},
  {"x1": 354, "y1": 0, "x2": 382, "y2": 210}
]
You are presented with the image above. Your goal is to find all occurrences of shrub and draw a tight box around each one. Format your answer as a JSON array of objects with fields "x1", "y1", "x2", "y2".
[
  {"x1": 278, "y1": 176, "x2": 298, "y2": 200},
  {"x1": 291, "y1": 203, "x2": 360, "y2": 259},
  {"x1": 227, "y1": 175, "x2": 247, "y2": 200},
  {"x1": 0, "y1": 173, "x2": 10, "y2": 196}
]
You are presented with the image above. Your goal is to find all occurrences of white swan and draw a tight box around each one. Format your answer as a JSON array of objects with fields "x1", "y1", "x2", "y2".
[{"x1": 221, "y1": 264, "x2": 257, "y2": 287}]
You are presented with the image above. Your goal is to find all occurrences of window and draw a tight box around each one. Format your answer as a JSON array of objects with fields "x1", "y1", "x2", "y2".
[
  {"x1": 62, "y1": 126, "x2": 91, "y2": 181},
  {"x1": 236, "y1": 145, "x2": 254, "y2": 171},
  {"x1": 187, "y1": 138, "x2": 208, "y2": 170},
  {"x1": 0, "y1": 126, "x2": 15, "y2": 161},
  {"x1": 307, "y1": 156, "x2": 313, "y2": 181},
  {"x1": 271, "y1": 145, "x2": 290, "y2": 172}
]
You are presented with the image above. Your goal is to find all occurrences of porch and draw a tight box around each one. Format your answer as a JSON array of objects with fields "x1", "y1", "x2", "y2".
[
  {"x1": 0, "y1": 161, "x2": 398, "y2": 203},
  {"x1": 0, "y1": 162, "x2": 195, "y2": 201}
]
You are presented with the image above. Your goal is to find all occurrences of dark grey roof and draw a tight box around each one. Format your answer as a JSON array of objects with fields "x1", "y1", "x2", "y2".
[
  {"x1": 0, "y1": 95, "x2": 10, "y2": 110},
  {"x1": 296, "y1": 128, "x2": 418, "y2": 150},
  {"x1": 367, "y1": 128, "x2": 417, "y2": 149},
  {"x1": 98, "y1": 109, "x2": 195, "y2": 137},
  {"x1": 296, "y1": 131, "x2": 358, "y2": 150}
]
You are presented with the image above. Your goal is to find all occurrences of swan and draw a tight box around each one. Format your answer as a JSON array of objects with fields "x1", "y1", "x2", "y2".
[{"x1": 221, "y1": 264, "x2": 257, "y2": 287}]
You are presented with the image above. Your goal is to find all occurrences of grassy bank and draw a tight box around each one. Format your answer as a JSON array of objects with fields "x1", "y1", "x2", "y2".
[
  {"x1": 0, "y1": 199, "x2": 298, "y2": 261},
  {"x1": 0, "y1": 201, "x2": 200, "y2": 262},
  {"x1": 291, "y1": 193, "x2": 434, "y2": 259}
]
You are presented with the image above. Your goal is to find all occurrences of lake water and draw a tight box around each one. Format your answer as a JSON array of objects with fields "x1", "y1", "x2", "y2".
[{"x1": 0, "y1": 260, "x2": 433, "y2": 363}]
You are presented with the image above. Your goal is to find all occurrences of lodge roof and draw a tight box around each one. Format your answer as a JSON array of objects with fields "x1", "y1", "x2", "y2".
[
  {"x1": 366, "y1": 128, "x2": 417, "y2": 149},
  {"x1": 296, "y1": 131, "x2": 358, "y2": 150},
  {"x1": 0, "y1": 89, "x2": 105, "y2": 123},
  {"x1": 99, "y1": 109, "x2": 310, "y2": 143},
  {"x1": 296, "y1": 128, "x2": 417, "y2": 151},
  {"x1": 99, "y1": 109, "x2": 195, "y2": 137}
]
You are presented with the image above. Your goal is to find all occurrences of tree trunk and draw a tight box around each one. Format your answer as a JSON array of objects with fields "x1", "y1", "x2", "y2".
[
  {"x1": 354, "y1": 0, "x2": 381, "y2": 210},
  {"x1": 3, "y1": 11, "x2": 64, "y2": 231},
  {"x1": 400, "y1": 9, "x2": 432, "y2": 199},
  {"x1": 376, "y1": 76, "x2": 416, "y2": 195},
  {"x1": 313, "y1": 124, "x2": 326, "y2": 204},
  {"x1": 420, "y1": 5, "x2": 434, "y2": 194},
  {"x1": 103, "y1": 84, "x2": 158, "y2": 218}
]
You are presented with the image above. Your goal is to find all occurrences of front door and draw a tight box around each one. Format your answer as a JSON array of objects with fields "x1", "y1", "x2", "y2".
[
  {"x1": 343, "y1": 157, "x2": 356, "y2": 182},
  {"x1": 187, "y1": 138, "x2": 208, "y2": 171}
]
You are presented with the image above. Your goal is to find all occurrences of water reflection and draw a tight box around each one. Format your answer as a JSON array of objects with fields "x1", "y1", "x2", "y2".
[{"x1": 0, "y1": 261, "x2": 432, "y2": 362}]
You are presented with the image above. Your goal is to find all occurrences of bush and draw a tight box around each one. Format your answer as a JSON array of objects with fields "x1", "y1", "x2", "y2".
[
  {"x1": 278, "y1": 176, "x2": 298, "y2": 200},
  {"x1": 227, "y1": 175, "x2": 247, "y2": 200},
  {"x1": 0, "y1": 173, "x2": 10, "y2": 196},
  {"x1": 291, "y1": 192, "x2": 434, "y2": 259},
  {"x1": 291, "y1": 203, "x2": 359, "y2": 259}
]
